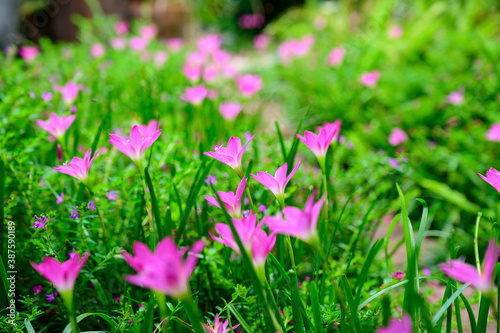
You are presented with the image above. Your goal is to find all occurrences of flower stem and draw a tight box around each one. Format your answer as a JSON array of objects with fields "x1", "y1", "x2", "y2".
[
  {"x1": 139, "y1": 165, "x2": 156, "y2": 247},
  {"x1": 182, "y1": 296, "x2": 205, "y2": 333},
  {"x1": 61, "y1": 291, "x2": 79, "y2": 333},
  {"x1": 85, "y1": 183, "x2": 109, "y2": 253},
  {"x1": 474, "y1": 212, "x2": 482, "y2": 273},
  {"x1": 155, "y1": 292, "x2": 168, "y2": 332}
]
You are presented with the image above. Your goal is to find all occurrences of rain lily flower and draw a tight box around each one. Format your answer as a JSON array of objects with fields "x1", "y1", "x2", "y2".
[
  {"x1": 70, "y1": 206, "x2": 80, "y2": 219},
  {"x1": 219, "y1": 102, "x2": 242, "y2": 121},
  {"x1": 440, "y1": 240, "x2": 500, "y2": 292},
  {"x1": 33, "y1": 215, "x2": 48, "y2": 229},
  {"x1": 56, "y1": 193, "x2": 64, "y2": 204},
  {"x1": 237, "y1": 75, "x2": 262, "y2": 97},
  {"x1": 360, "y1": 71, "x2": 380, "y2": 87},
  {"x1": 130, "y1": 37, "x2": 148, "y2": 50},
  {"x1": 204, "y1": 135, "x2": 256, "y2": 177},
  {"x1": 106, "y1": 190, "x2": 118, "y2": 200},
  {"x1": 122, "y1": 236, "x2": 205, "y2": 298},
  {"x1": 252, "y1": 229, "x2": 276, "y2": 269},
  {"x1": 204, "y1": 313, "x2": 240, "y2": 333},
  {"x1": 181, "y1": 85, "x2": 208, "y2": 105},
  {"x1": 136, "y1": 120, "x2": 159, "y2": 137},
  {"x1": 46, "y1": 292, "x2": 58, "y2": 303},
  {"x1": 60, "y1": 81, "x2": 80, "y2": 104},
  {"x1": 205, "y1": 175, "x2": 217, "y2": 185},
  {"x1": 487, "y1": 123, "x2": 500, "y2": 142},
  {"x1": 19, "y1": 46, "x2": 40, "y2": 62},
  {"x1": 154, "y1": 51, "x2": 168, "y2": 67},
  {"x1": 478, "y1": 168, "x2": 500, "y2": 194},
  {"x1": 278, "y1": 35, "x2": 315, "y2": 64},
  {"x1": 320, "y1": 120, "x2": 342, "y2": 144},
  {"x1": 251, "y1": 162, "x2": 300, "y2": 206},
  {"x1": 87, "y1": 201, "x2": 96, "y2": 211},
  {"x1": 166, "y1": 38, "x2": 183, "y2": 51},
  {"x1": 254, "y1": 34, "x2": 270, "y2": 51},
  {"x1": 446, "y1": 88, "x2": 464, "y2": 105},
  {"x1": 140, "y1": 25, "x2": 158, "y2": 41},
  {"x1": 389, "y1": 25, "x2": 403, "y2": 39},
  {"x1": 204, "y1": 177, "x2": 247, "y2": 218},
  {"x1": 31, "y1": 252, "x2": 89, "y2": 293},
  {"x1": 264, "y1": 192, "x2": 325, "y2": 246},
  {"x1": 108, "y1": 125, "x2": 162, "y2": 166},
  {"x1": 183, "y1": 65, "x2": 202, "y2": 82},
  {"x1": 297, "y1": 127, "x2": 338, "y2": 169},
  {"x1": 327, "y1": 46, "x2": 345, "y2": 67},
  {"x1": 115, "y1": 21, "x2": 129, "y2": 35},
  {"x1": 33, "y1": 285, "x2": 43, "y2": 294},
  {"x1": 110, "y1": 37, "x2": 126, "y2": 50},
  {"x1": 210, "y1": 213, "x2": 263, "y2": 256},
  {"x1": 388, "y1": 128, "x2": 408, "y2": 146},
  {"x1": 197, "y1": 34, "x2": 222, "y2": 54},
  {"x1": 377, "y1": 314, "x2": 412, "y2": 333},
  {"x1": 41, "y1": 92, "x2": 53, "y2": 101},
  {"x1": 90, "y1": 44, "x2": 105, "y2": 58},
  {"x1": 37, "y1": 113, "x2": 76, "y2": 140},
  {"x1": 54, "y1": 149, "x2": 98, "y2": 184}
]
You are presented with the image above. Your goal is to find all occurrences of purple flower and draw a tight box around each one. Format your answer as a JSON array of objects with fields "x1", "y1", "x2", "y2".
[
  {"x1": 41, "y1": 92, "x2": 53, "y2": 102},
  {"x1": 115, "y1": 297, "x2": 120, "y2": 302},
  {"x1": 29, "y1": 92, "x2": 36, "y2": 98},
  {"x1": 423, "y1": 267, "x2": 431, "y2": 276},
  {"x1": 106, "y1": 190, "x2": 118, "y2": 201},
  {"x1": 391, "y1": 271, "x2": 404, "y2": 280},
  {"x1": 205, "y1": 175, "x2": 217, "y2": 185},
  {"x1": 46, "y1": 292, "x2": 58, "y2": 303},
  {"x1": 70, "y1": 105, "x2": 77, "y2": 112},
  {"x1": 56, "y1": 193, "x2": 64, "y2": 204},
  {"x1": 87, "y1": 200, "x2": 96, "y2": 211},
  {"x1": 389, "y1": 158, "x2": 399, "y2": 168},
  {"x1": 70, "y1": 206, "x2": 80, "y2": 219},
  {"x1": 259, "y1": 205, "x2": 266, "y2": 213},
  {"x1": 33, "y1": 285, "x2": 43, "y2": 294},
  {"x1": 68, "y1": 248, "x2": 76, "y2": 259},
  {"x1": 33, "y1": 215, "x2": 48, "y2": 229}
]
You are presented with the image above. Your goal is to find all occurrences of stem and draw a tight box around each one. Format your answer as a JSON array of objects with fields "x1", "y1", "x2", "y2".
[
  {"x1": 182, "y1": 296, "x2": 205, "y2": 333},
  {"x1": 155, "y1": 292, "x2": 168, "y2": 332},
  {"x1": 322, "y1": 172, "x2": 329, "y2": 224},
  {"x1": 85, "y1": 183, "x2": 109, "y2": 253},
  {"x1": 474, "y1": 212, "x2": 482, "y2": 273},
  {"x1": 138, "y1": 164, "x2": 156, "y2": 246},
  {"x1": 245, "y1": 188, "x2": 256, "y2": 213},
  {"x1": 61, "y1": 291, "x2": 79, "y2": 333}
]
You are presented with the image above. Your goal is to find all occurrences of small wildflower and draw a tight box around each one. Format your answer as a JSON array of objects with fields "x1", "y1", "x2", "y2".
[
  {"x1": 33, "y1": 285, "x2": 43, "y2": 294},
  {"x1": 259, "y1": 205, "x2": 266, "y2": 213},
  {"x1": 106, "y1": 190, "x2": 118, "y2": 200},
  {"x1": 46, "y1": 292, "x2": 58, "y2": 303},
  {"x1": 389, "y1": 158, "x2": 399, "y2": 168},
  {"x1": 115, "y1": 297, "x2": 120, "y2": 302},
  {"x1": 33, "y1": 215, "x2": 48, "y2": 229},
  {"x1": 70, "y1": 206, "x2": 80, "y2": 219},
  {"x1": 423, "y1": 267, "x2": 431, "y2": 276},
  {"x1": 205, "y1": 175, "x2": 217, "y2": 185},
  {"x1": 87, "y1": 200, "x2": 96, "y2": 211},
  {"x1": 41, "y1": 92, "x2": 53, "y2": 102},
  {"x1": 56, "y1": 193, "x2": 64, "y2": 204},
  {"x1": 392, "y1": 271, "x2": 404, "y2": 280},
  {"x1": 68, "y1": 248, "x2": 76, "y2": 259}
]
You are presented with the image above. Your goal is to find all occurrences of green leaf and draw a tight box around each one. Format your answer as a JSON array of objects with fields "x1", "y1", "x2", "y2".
[
  {"x1": 145, "y1": 166, "x2": 164, "y2": 240},
  {"x1": 354, "y1": 238, "x2": 384, "y2": 305},
  {"x1": 419, "y1": 178, "x2": 479, "y2": 213},
  {"x1": 228, "y1": 304, "x2": 254, "y2": 333},
  {"x1": 24, "y1": 319, "x2": 36, "y2": 333},
  {"x1": 341, "y1": 275, "x2": 363, "y2": 333},
  {"x1": 275, "y1": 121, "x2": 287, "y2": 164},
  {"x1": 310, "y1": 283, "x2": 323, "y2": 333},
  {"x1": 432, "y1": 283, "x2": 470, "y2": 326},
  {"x1": 140, "y1": 293, "x2": 156, "y2": 333},
  {"x1": 62, "y1": 313, "x2": 121, "y2": 333}
]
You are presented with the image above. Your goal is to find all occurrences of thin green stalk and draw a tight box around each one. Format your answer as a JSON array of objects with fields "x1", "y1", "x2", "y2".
[
  {"x1": 85, "y1": 184, "x2": 109, "y2": 253},
  {"x1": 155, "y1": 292, "x2": 168, "y2": 332},
  {"x1": 474, "y1": 212, "x2": 482, "y2": 272},
  {"x1": 139, "y1": 167, "x2": 155, "y2": 246},
  {"x1": 182, "y1": 297, "x2": 205, "y2": 333}
]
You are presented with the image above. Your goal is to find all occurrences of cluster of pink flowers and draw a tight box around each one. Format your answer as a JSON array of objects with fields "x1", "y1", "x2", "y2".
[{"x1": 238, "y1": 14, "x2": 265, "y2": 29}]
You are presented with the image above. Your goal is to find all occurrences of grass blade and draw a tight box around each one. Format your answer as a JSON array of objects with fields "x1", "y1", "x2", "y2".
[
  {"x1": 341, "y1": 275, "x2": 363, "y2": 333},
  {"x1": 354, "y1": 238, "x2": 384, "y2": 306},
  {"x1": 432, "y1": 283, "x2": 470, "y2": 326},
  {"x1": 144, "y1": 166, "x2": 164, "y2": 240},
  {"x1": 310, "y1": 282, "x2": 322, "y2": 333},
  {"x1": 228, "y1": 304, "x2": 254, "y2": 333}
]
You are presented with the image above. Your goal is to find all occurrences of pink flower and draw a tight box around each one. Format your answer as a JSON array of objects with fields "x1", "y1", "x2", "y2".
[
  {"x1": 219, "y1": 102, "x2": 242, "y2": 121},
  {"x1": 136, "y1": 120, "x2": 159, "y2": 137},
  {"x1": 479, "y1": 168, "x2": 500, "y2": 193},
  {"x1": 109, "y1": 125, "x2": 161, "y2": 164},
  {"x1": 106, "y1": 190, "x2": 118, "y2": 200},
  {"x1": 252, "y1": 229, "x2": 276, "y2": 268},
  {"x1": 297, "y1": 126, "x2": 339, "y2": 167},
  {"x1": 203, "y1": 66, "x2": 219, "y2": 82},
  {"x1": 166, "y1": 38, "x2": 183, "y2": 51},
  {"x1": 205, "y1": 175, "x2": 217, "y2": 185},
  {"x1": 212, "y1": 50, "x2": 231, "y2": 66},
  {"x1": 154, "y1": 51, "x2": 168, "y2": 67},
  {"x1": 210, "y1": 213, "x2": 263, "y2": 255},
  {"x1": 56, "y1": 193, "x2": 64, "y2": 204},
  {"x1": 440, "y1": 240, "x2": 500, "y2": 292},
  {"x1": 46, "y1": 292, "x2": 58, "y2": 303},
  {"x1": 31, "y1": 252, "x2": 89, "y2": 292},
  {"x1": 251, "y1": 162, "x2": 300, "y2": 204},
  {"x1": 360, "y1": 71, "x2": 380, "y2": 87},
  {"x1": 327, "y1": 46, "x2": 345, "y2": 67},
  {"x1": 183, "y1": 65, "x2": 202, "y2": 82},
  {"x1": 37, "y1": 113, "x2": 76, "y2": 140},
  {"x1": 186, "y1": 51, "x2": 207, "y2": 67},
  {"x1": 389, "y1": 158, "x2": 400, "y2": 168},
  {"x1": 204, "y1": 135, "x2": 256, "y2": 177},
  {"x1": 33, "y1": 285, "x2": 43, "y2": 294},
  {"x1": 54, "y1": 149, "x2": 98, "y2": 183},
  {"x1": 197, "y1": 34, "x2": 222, "y2": 54},
  {"x1": 19, "y1": 46, "x2": 40, "y2": 62},
  {"x1": 33, "y1": 215, "x2": 48, "y2": 229},
  {"x1": 130, "y1": 37, "x2": 148, "y2": 50},
  {"x1": 238, "y1": 14, "x2": 265, "y2": 29},
  {"x1": 204, "y1": 313, "x2": 240, "y2": 333},
  {"x1": 446, "y1": 88, "x2": 464, "y2": 105},
  {"x1": 180, "y1": 85, "x2": 208, "y2": 105},
  {"x1": 115, "y1": 21, "x2": 129, "y2": 35},
  {"x1": 254, "y1": 34, "x2": 270, "y2": 51},
  {"x1": 377, "y1": 314, "x2": 412, "y2": 333},
  {"x1": 140, "y1": 25, "x2": 158, "y2": 41},
  {"x1": 110, "y1": 37, "x2": 126, "y2": 50},
  {"x1": 320, "y1": 120, "x2": 342, "y2": 143},
  {"x1": 389, "y1": 25, "x2": 403, "y2": 39},
  {"x1": 41, "y1": 92, "x2": 53, "y2": 102},
  {"x1": 264, "y1": 192, "x2": 325, "y2": 245},
  {"x1": 391, "y1": 271, "x2": 404, "y2": 280},
  {"x1": 278, "y1": 36, "x2": 315, "y2": 64},
  {"x1": 122, "y1": 237, "x2": 205, "y2": 298},
  {"x1": 204, "y1": 178, "x2": 247, "y2": 218},
  {"x1": 60, "y1": 82, "x2": 80, "y2": 104},
  {"x1": 388, "y1": 128, "x2": 408, "y2": 146},
  {"x1": 237, "y1": 75, "x2": 262, "y2": 97},
  {"x1": 486, "y1": 123, "x2": 500, "y2": 142},
  {"x1": 90, "y1": 44, "x2": 105, "y2": 58}
]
